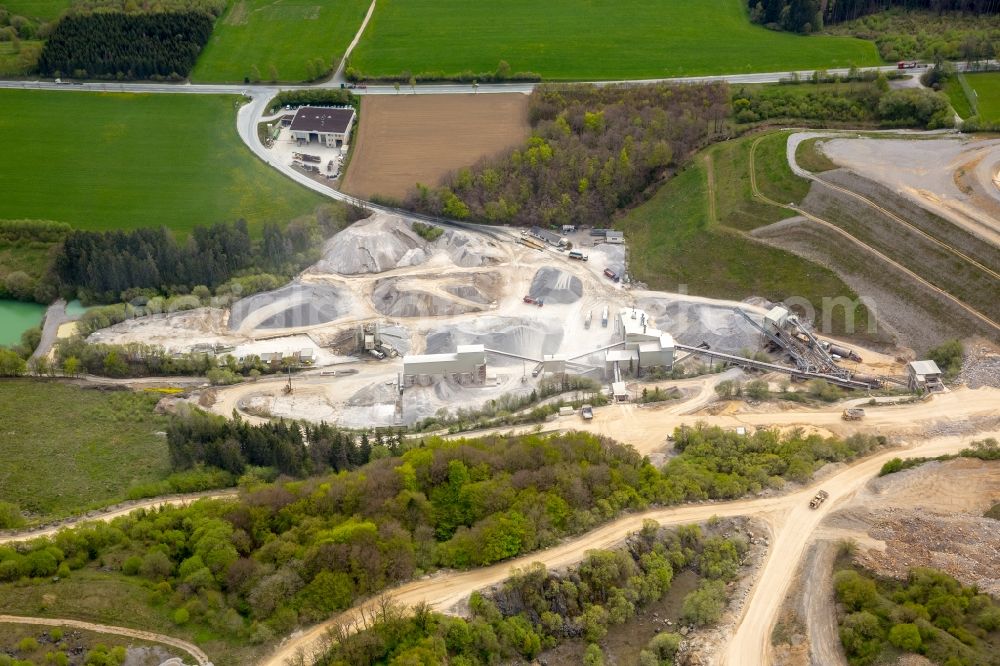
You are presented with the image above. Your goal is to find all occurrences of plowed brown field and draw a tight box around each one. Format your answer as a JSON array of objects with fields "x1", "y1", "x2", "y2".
[{"x1": 341, "y1": 93, "x2": 530, "y2": 200}]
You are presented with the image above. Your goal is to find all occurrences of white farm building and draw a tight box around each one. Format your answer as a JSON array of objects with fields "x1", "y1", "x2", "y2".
[{"x1": 289, "y1": 106, "x2": 356, "y2": 148}]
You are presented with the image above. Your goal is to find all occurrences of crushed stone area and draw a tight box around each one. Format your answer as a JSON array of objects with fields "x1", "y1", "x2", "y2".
[
  {"x1": 372, "y1": 272, "x2": 501, "y2": 317},
  {"x1": 830, "y1": 457, "x2": 1000, "y2": 596},
  {"x1": 311, "y1": 212, "x2": 504, "y2": 275},
  {"x1": 527, "y1": 266, "x2": 583, "y2": 304},
  {"x1": 637, "y1": 296, "x2": 762, "y2": 352},
  {"x1": 228, "y1": 281, "x2": 349, "y2": 331},
  {"x1": 959, "y1": 340, "x2": 1000, "y2": 389},
  {"x1": 425, "y1": 316, "x2": 565, "y2": 365}
]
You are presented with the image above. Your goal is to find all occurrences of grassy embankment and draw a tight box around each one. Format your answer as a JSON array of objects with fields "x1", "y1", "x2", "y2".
[
  {"x1": 0, "y1": 90, "x2": 326, "y2": 235},
  {"x1": 349, "y1": 0, "x2": 879, "y2": 80},
  {"x1": 617, "y1": 130, "x2": 874, "y2": 339},
  {"x1": 0, "y1": 381, "x2": 171, "y2": 523},
  {"x1": 191, "y1": 0, "x2": 371, "y2": 83},
  {"x1": 795, "y1": 138, "x2": 839, "y2": 172}
]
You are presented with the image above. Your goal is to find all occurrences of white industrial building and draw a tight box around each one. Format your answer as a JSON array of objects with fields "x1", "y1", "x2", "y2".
[
  {"x1": 402, "y1": 344, "x2": 487, "y2": 386},
  {"x1": 763, "y1": 305, "x2": 790, "y2": 335},
  {"x1": 907, "y1": 359, "x2": 944, "y2": 392},
  {"x1": 605, "y1": 308, "x2": 675, "y2": 375},
  {"x1": 289, "y1": 106, "x2": 356, "y2": 148}
]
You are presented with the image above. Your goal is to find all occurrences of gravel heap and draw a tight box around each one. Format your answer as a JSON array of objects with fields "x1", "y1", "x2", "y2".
[
  {"x1": 312, "y1": 212, "x2": 503, "y2": 275},
  {"x1": 527, "y1": 267, "x2": 583, "y2": 304},
  {"x1": 426, "y1": 316, "x2": 564, "y2": 364},
  {"x1": 958, "y1": 342, "x2": 1000, "y2": 389},
  {"x1": 637, "y1": 297, "x2": 760, "y2": 353},
  {"x1": 229, "y1": 282, "x2": 345, "y2": 330}
]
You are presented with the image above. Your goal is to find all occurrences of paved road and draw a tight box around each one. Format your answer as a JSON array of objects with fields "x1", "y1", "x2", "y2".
[
  {"x1": 30, "y1": 299, "x2": 67, "y2": 361},
  {"x1": 2, "y1": 62, "x2": 991, "y2": 97}
]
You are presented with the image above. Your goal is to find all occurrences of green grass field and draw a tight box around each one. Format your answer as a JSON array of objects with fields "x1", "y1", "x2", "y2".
[
  {"x1": 350, "y1": 0, "x2": 881, "y2": 80},
  {"x1": 960, "y1": 72, "x2": 1000, "y2": 122},
  {"x1": 191, "y1": 0, "x2": 371, "y2": 82},
  {"x1": 943, "y1": 77, "x2": 975, "y2": 119},
  {"x1": 0, "y1": 381, "x2": 172, "y2": 522},
  {"x1": 0, "y1": 90, "x2": 326, "y2": 233},
  {"x1": 0, "y1": 0, "x2": 70, "y2": 20},
  {"x1": 617, "y1": 132, "x2": 873, "y2": 339}
]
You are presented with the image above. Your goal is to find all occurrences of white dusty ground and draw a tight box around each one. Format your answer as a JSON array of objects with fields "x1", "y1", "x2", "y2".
[
  {"x1": 814, "y1": 134, "x2": 1000, "y2": 247},
  {"x1": 91, "y1": 212, "x2": 891, "y2": 428}
]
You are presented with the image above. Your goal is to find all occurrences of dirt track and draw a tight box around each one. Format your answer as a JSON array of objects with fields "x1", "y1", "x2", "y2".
[
  {"x1": 341, "y1": 93, "x2": 530, "y2": 200},
  {"x1": 0, "y1": 489, "x2": 238, "y2": 546},
  {"x1": 0, "y1": 615, "x2": 211, "y2": 665},
  {"x1": 261, "y1": 386, "x2": 1000, "y2": 666}
]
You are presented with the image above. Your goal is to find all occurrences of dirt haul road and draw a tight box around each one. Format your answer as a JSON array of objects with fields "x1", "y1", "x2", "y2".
[
  {"x1": 262, "y1": 415, "x2": 1000, "y2": 666},
  {"x1": 0, "y1": 615, "x2": 211, "y2": 665},
  {"x1": 0, "y1": 490, "x2": 238, "y2": 546},
  {"x1": 454, "y1": 386, "x2": 1000, "y2": 457}
]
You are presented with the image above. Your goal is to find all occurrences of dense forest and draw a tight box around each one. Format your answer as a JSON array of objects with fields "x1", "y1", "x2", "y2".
[
  {"x1": 319, "y1": 521, "x2": 748, "y2": 665},
  {"x1": 749, "y1": 0, "x2": 999, "y2": 33},
  {"x1": 37, "y1": 11, "x2": 212, "y2": 79},
  {"x1": 403, "y1": 83, "x2": 730, "y2": 227},
  {"x1": 0, "y1": 426, "x2": 886, "y2": 647},
  {"x1": 835, "y1": 564, "x2": 1000, "y2": 665},
  {"x1": 51, "y1": 207, "x2": 358, "y2": 303},
  {"x1": 166, "y1": 407, "x2": 402, "y2": 478},
  {"x1": 733, "y1": 78, "x2": 953, "y2": 128}
]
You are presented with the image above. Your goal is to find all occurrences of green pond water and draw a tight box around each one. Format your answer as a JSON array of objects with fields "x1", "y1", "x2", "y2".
[
  {"x1": 0, "y1": 299, "x2": 46, "y2": 347},
  {"x1": 65, "y1": 299, "x2": 90, "y2": 317}
]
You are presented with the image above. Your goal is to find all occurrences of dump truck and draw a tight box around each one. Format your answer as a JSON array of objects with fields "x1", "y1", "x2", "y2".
[
  {"x1": 809, "y1": 490, "x2": 829, "y2": 509},
  {"x1": 603, "y1": 268, "x2": 619, "y2": 282},
  {"x1": 842, "y1": 408, "x2": 865, "y2": 421},
  {"x1": 581, "y1": 404, "x2": 594, "y2": 420},
  {"x1": 584, "y1": 311, "x2": 593, "y2": 329},
  {"x1": 523, "y1": 295, "x2": 543, "y2": 307}
]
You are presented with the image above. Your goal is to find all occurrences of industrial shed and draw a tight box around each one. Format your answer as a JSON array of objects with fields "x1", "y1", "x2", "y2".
[
  {"x1": 289, "y1": 106, "x2": 356, "y2": 148},
  {"x1": 403, "y1": 344, "x2": 487, "y2": 386},
  {"x1": 907, "y1": 359, "x2": 944, "y2": 392}
]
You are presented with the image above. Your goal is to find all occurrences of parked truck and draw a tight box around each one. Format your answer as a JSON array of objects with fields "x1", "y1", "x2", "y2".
[
  {"x1": 841, "y1": 408, "x2": 865, "y2": 421},
  {"x1": 568, "y1": 250, "x2": 588, "y2": 261},
  {"x1": 809, "y1": 490, "x2": 829, "y2": 509}
]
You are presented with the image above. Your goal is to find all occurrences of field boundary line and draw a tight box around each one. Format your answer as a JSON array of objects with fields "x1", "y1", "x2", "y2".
[
  {"x1": 957, "y1": 72, "x2": 979, "y2": 116},
  {"x1": 749, "y1": 135, "x2": 1000, "y2": 336},
  {"x1": 0, "y1": 615, "x2": 212, "y2": 665},
  {"x1": 704, "y1": 152, "x2": 718, "y2": 225},
  {"x1": 334, "y1": 0, "x2": 377, "y2": 82}
]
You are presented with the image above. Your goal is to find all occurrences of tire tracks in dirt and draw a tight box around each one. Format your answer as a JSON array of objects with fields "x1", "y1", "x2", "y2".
[
  {"x1": 749, "y1": 135, "x2": 1000, "y2": 337},
  {"x1": 0, "y1": 615, "x2": 212, "y2": 665}
]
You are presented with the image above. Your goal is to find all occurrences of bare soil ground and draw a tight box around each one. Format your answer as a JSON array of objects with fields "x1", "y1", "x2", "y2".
[
  {"x1": 818, "y1": 137, "x2": 1000, "y2": 247},
  {"x1": 341, "y1": 93, "x2": 530, "y2": 200},
  {"x1": 750, "y1": 217, "x2": 987, "y2": 353}
]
